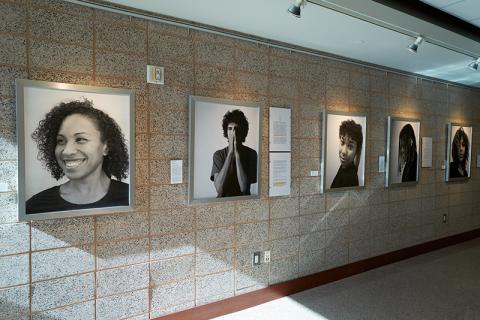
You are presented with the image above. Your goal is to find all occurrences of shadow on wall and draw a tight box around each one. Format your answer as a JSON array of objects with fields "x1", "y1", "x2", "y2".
[
  {"x1": 22, "y1": 184, "x2": 383, "y2": 317},
  {"x1": 0, "y1": 301, "x2": 30, "y2": 320}
]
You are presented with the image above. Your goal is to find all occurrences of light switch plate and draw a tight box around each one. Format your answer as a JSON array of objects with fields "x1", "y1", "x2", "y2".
[
  {"x1": 253, "y1": 252, "x2": 261, "y2": 266},
  {"x1": 147, "y1": 65, "x2": 164, "y2": 84}
]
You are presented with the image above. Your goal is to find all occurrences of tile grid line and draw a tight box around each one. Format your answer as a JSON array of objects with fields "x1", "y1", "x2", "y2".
[
  {"x1": 232, "y1": 35, "x2": 239, "y2": 300},
  {"x1": 90, "y1": 9, "x2": 99, "y2": 319},
  {"x1": 24, "y1": 1, "x2": 32, "y2": 318},
  {"x1": 145, "y1": 17, "x2": 154, "y2": 318},
  {"x1": 190, "y1": 25, "x2": 200, "y2": 310}
]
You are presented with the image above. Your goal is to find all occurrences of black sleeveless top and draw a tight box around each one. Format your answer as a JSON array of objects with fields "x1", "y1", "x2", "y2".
[{"x1": 26, "y1": 180, "x2": 129, "y2": 214}]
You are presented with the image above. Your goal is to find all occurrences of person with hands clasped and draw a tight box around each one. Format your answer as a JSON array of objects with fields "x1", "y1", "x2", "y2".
[{"x1": 210, "y1": 109, "x2": 257, "y2": 197}]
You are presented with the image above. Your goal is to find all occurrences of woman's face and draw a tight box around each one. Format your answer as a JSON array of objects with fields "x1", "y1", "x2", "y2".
[
  {"x1": 457, "y1": 137, "x2": 466, "y2": 162},
  {"x1": 55, "y1": 114, "x2": 107, "y2": 181},
  {"x1": 339, "y1": 134, "x2": 357, "y2": 168}
]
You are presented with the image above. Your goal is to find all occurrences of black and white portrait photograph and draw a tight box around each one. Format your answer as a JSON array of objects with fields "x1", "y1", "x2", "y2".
[
  {"x1": 189, "y1": 96, "x2": 260, "y2": 203},
  {"x1": 386, "y1": 117, "x2": 420, "y2": 186},
  {"x1": 446, "y1": 124, "x2": 472, "y2": 181},
  {"x1": 323, "y1": 112, "x2": 366, "y2": 191},
  {"x1": 16, "y1": 79, "x2": 135, "y2": 221}
]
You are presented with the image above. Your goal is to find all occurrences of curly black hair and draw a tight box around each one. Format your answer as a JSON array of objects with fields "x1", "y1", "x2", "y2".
[
  {"x1": 222, "y1": 109, "x2": 249, "y2": 143},
  {"x1": 339, "y1": 119, "x2": 363, "y2": 158},
  {"x1": 398, "y1": 124, "x2": 417, "y2": 174},
  {"x1": 452, "y1": 127, "x2": 469, "y2": 165},
  {"x1": 31, "y1": 99, "x2": 129, "y2": 181}
]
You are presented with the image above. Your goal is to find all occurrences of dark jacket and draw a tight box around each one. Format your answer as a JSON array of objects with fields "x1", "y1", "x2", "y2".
[{"x1": 331, "y1": 163, "x2": 359, "y2": 188}]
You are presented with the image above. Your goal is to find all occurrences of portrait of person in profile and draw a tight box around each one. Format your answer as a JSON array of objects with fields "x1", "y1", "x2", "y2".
[
  {"x1": 210, "y1": 109, "x2": 258, "y2": 197},
  {"x1": 398, "y1": 124, "x2": 418, "y2": 182},
  {"x1": 449, "y1": 126, "x2": 469, "y2": 178},
  {"x1": 26, "y1": 99, "x2": 130, "y2": 214},
  {"x1": 331, "y1": 119, "x2": 363, "y2": 189}
]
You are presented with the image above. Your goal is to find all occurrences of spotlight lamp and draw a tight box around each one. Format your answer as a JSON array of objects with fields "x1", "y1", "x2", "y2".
[
  {"x1": 288, "y1": 0, "x2": 306, "y2": 18},
  {"x1": 407, "y1": 36, "x2": 424, "y2": 54},
  {"x1": 468, "y1": 57, "x2": 480, "y2": 71}
]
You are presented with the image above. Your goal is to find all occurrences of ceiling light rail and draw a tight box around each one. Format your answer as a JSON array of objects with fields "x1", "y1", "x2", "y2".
[
  {"x1": 71, "y1": 0, "x2": 479, "y2": 86},
  {"x1": 288, "y1": 0, "x2": 480, "y2": 71}
]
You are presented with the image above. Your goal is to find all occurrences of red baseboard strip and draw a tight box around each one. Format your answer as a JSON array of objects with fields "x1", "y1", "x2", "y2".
[{"x1": 156, "y1": 228, "x2": 480, "y2": 320}]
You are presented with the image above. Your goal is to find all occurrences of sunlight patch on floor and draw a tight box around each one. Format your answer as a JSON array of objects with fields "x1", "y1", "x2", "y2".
[{"x1": 213, "y1": 296, "x2": 329, "y2": 320}]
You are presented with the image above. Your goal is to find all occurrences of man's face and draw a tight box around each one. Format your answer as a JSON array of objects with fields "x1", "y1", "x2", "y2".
[
  {"x1": 339, "y1": 134, "x2": 358, "y2": 168},
  {"x1": 458, "y1": 137, "x2": 466, "y2": 162},
  {"x1": 227, "y1": 122, "x2": 239, "y2": 141}
]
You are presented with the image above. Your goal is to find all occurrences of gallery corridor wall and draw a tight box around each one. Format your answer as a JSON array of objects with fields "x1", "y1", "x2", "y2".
[{"x1": 0, "y1": 0, "x2": 480, "y2": 319}]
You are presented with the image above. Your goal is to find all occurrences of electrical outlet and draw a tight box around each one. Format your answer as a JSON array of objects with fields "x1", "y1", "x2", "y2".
[
  {"x1": 253, "y1": 252, "x2": 261, "y2": 266},
  {"x1": 442, "y1": 214, "x2": 447, "y2": 223},
  {"x1": 264, "y1": 250, "x2": 271, "y2": 263}
]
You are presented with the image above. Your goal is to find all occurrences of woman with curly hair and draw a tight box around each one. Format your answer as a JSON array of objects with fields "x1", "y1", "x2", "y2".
[
  {"x1": 449, "y1": 127, "x2": 469, "y2": 179},
  {"x1": 398, "y1": 124, "x2": 418, "y2": 182},
  {"x1": 26, "y1": 99, "x2": 129, "y2": 214}
]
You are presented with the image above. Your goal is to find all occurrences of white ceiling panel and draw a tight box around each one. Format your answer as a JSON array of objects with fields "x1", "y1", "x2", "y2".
[
  {"x1": 442, "y1": 0, "x2": 480, "y2": 21},
  {"x1": 420, "y1": 0, "x2": 464, "y2": 8},
  {"x1": 471, "y1": 18, "x2": 480, "y2": 27},
  {"x1": 78, "y1": 0, "x2": 480, "y2": 87}
]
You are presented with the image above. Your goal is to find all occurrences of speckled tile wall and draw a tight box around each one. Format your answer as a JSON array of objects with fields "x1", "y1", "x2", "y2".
[{"x1": 0, "y1": 0, "x2": 479, "y2": 319}]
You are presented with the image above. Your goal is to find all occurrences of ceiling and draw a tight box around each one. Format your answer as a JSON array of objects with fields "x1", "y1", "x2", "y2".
[
  {"x1": 76, "y1": 0, "x2": 480, "y2": 87},
  {"x1": 420, "y1": 0, "x2": 480, "y2": 28}
]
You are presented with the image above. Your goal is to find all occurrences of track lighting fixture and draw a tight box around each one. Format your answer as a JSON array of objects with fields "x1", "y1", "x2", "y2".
[
  {"x1": 288, "y1": 0, "x2": 306, "y2": 18},
  {"x1": 468, "y1": 58, "x2": 480, "y2": 71},
  {"x1": 407, "y1": 36, "x2": 424, "y2": 53}
]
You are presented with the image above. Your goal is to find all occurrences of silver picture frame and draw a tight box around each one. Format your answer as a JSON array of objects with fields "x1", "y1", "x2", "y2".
[
  {"x1": 188, "y1": 96, "x2": 261, "y2": 204},
  {"x1": 445, "y1": 122, "x2": 472, "y2": 182},
  {"x1": 16, "y1": 79, "x2": 135, "y2": 221},
  {"x1": 322, "y1": 111, "x2": 367, "y2": 192},
  {"x1": 385, "y1": 116, "x2": 421, "y2": 187}
]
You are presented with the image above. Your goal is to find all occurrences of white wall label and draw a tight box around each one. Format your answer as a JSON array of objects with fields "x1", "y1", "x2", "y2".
[
  {"x1": 421, "y1": 137, "x2": 432, "y2": 168},
  {"x1": 170, "y1": 160, "x2": 183, "y2": 184},
  {"x1": 269, "y1": 107, "x2": 291, "y2": 152},
  {"x1": 269, "y1": 152, "x2": 291, "y2": 197},
  {"x1": 378, "y1": 156, "x2": 385, "y2": 173},
  {"x1": 0, "y1": 182, "x2": 9, "y2": 192}
]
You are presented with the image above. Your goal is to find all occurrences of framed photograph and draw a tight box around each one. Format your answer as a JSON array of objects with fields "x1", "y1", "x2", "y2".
[
  {"x1": 16, "y1": 79, "x2": 135, "y2": 221},
  {"x1": 322, "y1": 112, "x2": 367, "y2": 192},
  {"x1": 188, "y1": 96, "x2": 261, "y2": 203},
  {"x1": 446, "y1": 123, "x2": 472, "y2": 181},
  {"x1": 385, "y1": 117, "x2": 420, "y2": 186}
]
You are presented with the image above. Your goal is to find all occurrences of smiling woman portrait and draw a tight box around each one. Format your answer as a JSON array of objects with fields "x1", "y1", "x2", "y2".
[{"x1": 26, "y1": 99, "x2": 129, "y2": 215}]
